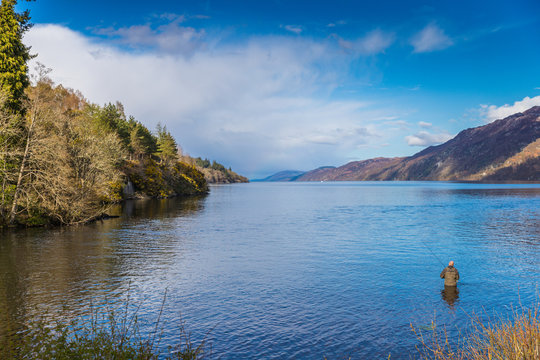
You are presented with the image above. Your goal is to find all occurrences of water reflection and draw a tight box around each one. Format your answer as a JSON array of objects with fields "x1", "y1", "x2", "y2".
[
  {"x1": 0, "y1": 195, "x2": 207, "y2": 344},
  {"x1": 441, "y1": 187, "x2": 540, "y2": 198},
  {"x1": 117, "y1": 195, "x2": 206, "y2": 219},
  {"x1": 441, "y1": 286, "x2": 460, "y2": 309}
]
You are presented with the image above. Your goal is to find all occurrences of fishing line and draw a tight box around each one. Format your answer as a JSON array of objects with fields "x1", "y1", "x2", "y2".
[{"x1": 419, "y1": 238, "x2": 445, "y2": 267}]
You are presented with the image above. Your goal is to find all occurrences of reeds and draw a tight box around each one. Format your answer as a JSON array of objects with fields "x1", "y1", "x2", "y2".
[{"x1": 412, "y1": 299, "x2": 540, "y2": 359}]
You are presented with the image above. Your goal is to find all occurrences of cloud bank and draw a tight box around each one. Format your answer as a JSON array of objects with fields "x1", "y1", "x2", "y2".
[
  {"x1": 25, "y1": 24, "x2": 404, "y2": 178},
  {"x1": 93, "y1": 14, "x2": 206, "y2": 55}
]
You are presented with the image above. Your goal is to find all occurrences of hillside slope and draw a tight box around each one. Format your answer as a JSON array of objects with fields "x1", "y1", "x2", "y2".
[
  {"x1": 293, "y1": 106, "x2": 540, "y2": 182},
  {"x1": 254, "y1": 170, "x2": 306, "y2": 182}
]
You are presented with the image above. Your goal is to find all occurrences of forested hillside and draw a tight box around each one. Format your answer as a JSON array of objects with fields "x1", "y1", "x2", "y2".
[
  {"x1": 0, "y1": 0, "x2": 243, "y2": 227},
  {"x1": 0, "y1": 69, "x2": 209, "y2": 227},
  {"x1": 188, "y1": 157, "x2": 249, "y2": 184}
]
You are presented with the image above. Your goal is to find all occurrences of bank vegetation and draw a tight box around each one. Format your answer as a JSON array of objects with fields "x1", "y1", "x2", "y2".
[
  {"x1": 0, "y1": 0, "x2": 247, "y2": 228},
  {"x1": 0, "y1": 67, "x2": 211, "y2": 227},
  {"x1": 412, "y1": 301, "x2": 540, "y2": 359}
]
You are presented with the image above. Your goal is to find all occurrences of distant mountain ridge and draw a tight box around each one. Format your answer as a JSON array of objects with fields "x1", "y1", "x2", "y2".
[
  {"x1": 265, "y1": 106, "x2": 540, "y2": 182},
  {"x1": 253, "y1": 170, "x2": 307, "y2": 182}
]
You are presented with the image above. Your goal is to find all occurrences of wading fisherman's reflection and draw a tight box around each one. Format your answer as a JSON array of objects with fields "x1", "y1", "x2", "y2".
[{"x1": 440, "y1": 260, "x2": 460, "y2": 308}]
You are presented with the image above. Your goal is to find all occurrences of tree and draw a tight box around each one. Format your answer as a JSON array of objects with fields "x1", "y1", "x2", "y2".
[
  {"x1": 155, "y1": 123, "x2": 178, "y2": 164},
  {"x1": 129, "y1": 122, "x2": 157, "y2": 159},
  {"x1": 4, "y1": 63, "x2": 49, "y2": 225},
  {"x1": 195, "y1": 157, "x2": 211, "y2": 168},
  {"x1": 0, "y1": 92, "x2": 22, "y2": 223},
  {"x1": 0, "y1": 0, "x2": 33, "y2": 114},
  {"x1": 93, "y1": 102, "x2": 131, "y2": 148},
  {"x1": 14, "y1": 75, "x2": 126, "y2": 224},
  {"x1": 0, "y1": 68, "x2": 128, "y2": 226}
]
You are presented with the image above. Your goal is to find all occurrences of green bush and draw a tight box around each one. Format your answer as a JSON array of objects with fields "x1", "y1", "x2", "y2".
[{"x1": 123, "y1": 159, "x2": 208, "y2": 199}]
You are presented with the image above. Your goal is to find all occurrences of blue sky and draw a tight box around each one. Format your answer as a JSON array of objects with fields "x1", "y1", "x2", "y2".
[{"x1": 19, "y1": 0, "x2": 540, "y2": 178}]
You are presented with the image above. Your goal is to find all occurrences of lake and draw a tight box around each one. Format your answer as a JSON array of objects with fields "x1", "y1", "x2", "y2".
[{"x1": 1, "y1": 182, "x2": 539, "y2": 358}]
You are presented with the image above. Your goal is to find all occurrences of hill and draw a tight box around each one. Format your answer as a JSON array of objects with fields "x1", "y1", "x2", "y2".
[
  {"x1": 186, "y1": 157, "x2": 249, "y2": 184},
  {"x1": 268, "y1": 107, "x2": 540, "y2": 182},
  {"x1": 253, "y1": 170, "x2": 307, "y2": 182}
]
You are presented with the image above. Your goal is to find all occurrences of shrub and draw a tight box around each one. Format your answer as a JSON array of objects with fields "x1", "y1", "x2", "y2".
[
  {"x1": 412, "y1": 300, "x2": 540, "y2": 359},
  {"x1": 0, "y1": 299, "x2": 209, "y2": 360}
]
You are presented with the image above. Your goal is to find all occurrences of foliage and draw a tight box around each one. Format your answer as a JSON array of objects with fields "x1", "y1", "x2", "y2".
[
  {"x1": 155, "y1": 123, "x2": 179, "y2": 164},
  {"x1": 0, "y1": 65, "x2": 214, "y2": 227},
  {"x1": 130, "y1": 121, "x2": 157, "y2": 160},
  {"x1": 0, "y1": 298, "x2": 209, "y2": 360},
  {"x1": 0, "y1": 0, "x2": 33, "y2": 114},
  {"x1": 190, "y1": 157, "x2": 248, "y2": 184},
  {"x1": 124, "y1": 158, "x2": 208, "y2": 198},
  {"x1": 194, "y1": 157, "x2": 211, "y2": 169},
  {"x1": 0, "y1": 93, "x2": 22, "y2": 222},
  {"x1": 0, "y1": 70, "x2": 129, "y2": 226},
  {"x1": 19, "y1": 76, "x2": 126, "y2": 225},
  {"x1": 171, "y1": 162, "x2": 208, "y2": 195},
  {"x1": 0, "y1": 12, "x2": 216, "y2": 227},
  {"x1": 412, "y1": 300, "x2": 540, "y2": 359},
  {"x1": 91, "y1": 102, "x2": 131, "y2": 148}
]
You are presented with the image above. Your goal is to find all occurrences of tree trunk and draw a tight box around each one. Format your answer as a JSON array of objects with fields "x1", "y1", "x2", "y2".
[{"x1": 8, "y1": 116, "x2": 34, "y2": 225}]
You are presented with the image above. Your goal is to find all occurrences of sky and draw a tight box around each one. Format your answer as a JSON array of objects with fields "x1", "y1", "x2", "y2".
[{"x1": 17, "y1": 0, "x2": 540, "y2": 178}]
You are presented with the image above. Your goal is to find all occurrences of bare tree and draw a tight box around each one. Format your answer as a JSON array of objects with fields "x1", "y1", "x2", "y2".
[
  {"x1": 3, "y1": 64, "x2": 126, "y2": 226},
  {"x1": 0, "y1": 93, "x2": 24, "y2": 224}
]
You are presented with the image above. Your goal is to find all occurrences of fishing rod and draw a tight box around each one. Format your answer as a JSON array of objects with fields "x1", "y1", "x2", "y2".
[{"x1": 419, "y1": 238, "x2": 445, "y2": 267}]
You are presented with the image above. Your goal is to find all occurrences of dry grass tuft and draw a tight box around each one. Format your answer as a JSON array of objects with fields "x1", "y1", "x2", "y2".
[{"x1": 412, "y1": 299, "x2": 540, "y2": 359}]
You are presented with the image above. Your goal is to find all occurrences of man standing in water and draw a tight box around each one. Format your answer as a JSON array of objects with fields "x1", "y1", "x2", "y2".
[
  {"x1": 440, "y1": 261, "x2": 460, "y2": 308},
  {"x1": 440, "y1": 260, "x2": 459, "y2": 286}
]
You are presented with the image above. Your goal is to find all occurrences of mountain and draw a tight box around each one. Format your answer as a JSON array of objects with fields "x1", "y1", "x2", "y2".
[
  {"x1": 268, "y1": 106, "x2": 540, "y2": 182},
  {"x1": 253, "y1": 170, "x2": 307, "y2": 182},
  {"x1": 296, "y1": 159, "x2": 402, "y2": 181}
]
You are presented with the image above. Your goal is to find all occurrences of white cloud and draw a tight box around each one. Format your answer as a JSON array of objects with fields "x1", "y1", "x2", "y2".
[
  {"x1": 25, "y1": 24, "x2": 403, "y2": 178},
  {"x1": 410, "y1": 23, "x2": 453, "y2": 53},
  {"x1": 480, "y1": 95, "x2": 540, "y2": 122},
  {"x1": 405, "y1": 131, "x2": 453, "y2": 146},
  {"x1": 337, "y1": 29, "x2": 394, "y2": 55},
  {"x1": 418, "y1": 121, "x2": 432, "y2": 128},
  {"x1": 282, "y1": 25, "x2": 302, "y2": 35}
]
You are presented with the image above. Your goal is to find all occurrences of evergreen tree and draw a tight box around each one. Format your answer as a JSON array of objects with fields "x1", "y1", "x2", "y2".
[
  {"x1": 95, "y1": 103, "x2": 131, "y2": 148},
  {"x1": 130, "y1": 122, "x2": 156, "y2": 159},
  {"x1": 155, "y1": 123, "x2": 178, "y2": 163},
  {"x1": 0, "y1": 0, "x2": 33, "y2": 114}
]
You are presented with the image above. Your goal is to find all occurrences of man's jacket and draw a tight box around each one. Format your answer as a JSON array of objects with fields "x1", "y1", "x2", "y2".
[{"x1": 440, "y1": 266, "x2": 459, "y2": 286}]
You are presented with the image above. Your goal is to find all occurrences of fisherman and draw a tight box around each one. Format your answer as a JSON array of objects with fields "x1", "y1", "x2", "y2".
[{"x1": 440, "y1": 260, "x2": 459, "y2": 286}]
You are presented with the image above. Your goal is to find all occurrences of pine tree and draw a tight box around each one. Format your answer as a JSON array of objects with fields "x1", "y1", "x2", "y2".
[
  {"x1": 0, "y1": 0, "x2": 33, "y2": 114},
  {"x1": 155, "y1": 124, "x2": 178, "y2": 164},
  {"x1": 130, "y1": 122, "x2": 156, "y2": 159}
]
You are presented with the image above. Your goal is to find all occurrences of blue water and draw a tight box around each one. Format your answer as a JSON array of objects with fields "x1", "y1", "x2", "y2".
[{"x1": 1, "y1": 182, "x2": 539, "y2": 358}]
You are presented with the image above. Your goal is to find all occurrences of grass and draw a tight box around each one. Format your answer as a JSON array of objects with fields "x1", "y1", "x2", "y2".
[
  {"x1": 412, "y1": 299, "x2": 540, "y2": 359},
  {"x1": 0, "y1": 291, "x2": 209, "y2": 360}
]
